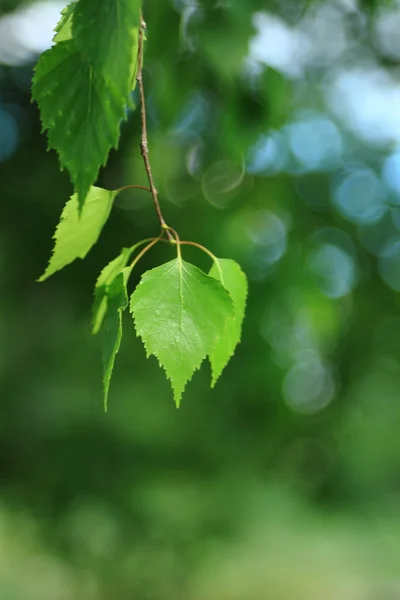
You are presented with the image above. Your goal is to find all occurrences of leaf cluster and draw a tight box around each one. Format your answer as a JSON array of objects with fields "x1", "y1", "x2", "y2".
[
  {"x1": 33, "y1": 1, "x2": 248, "y2": 409},
  {"x1": 39, "y1": 189, "x2": 247, "y2": 407},
  {"x1": 32, "y1": 0, "x2": 141, "y2": 210}
]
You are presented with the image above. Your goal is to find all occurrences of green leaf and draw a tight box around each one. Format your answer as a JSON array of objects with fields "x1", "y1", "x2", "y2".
[
  {"x1": 92, "y1": 247, "x2": 133, "y2": 334},
  {"x1": 99, "y1": 269, "x2": 129, "y2": 411},
  {"x1": 209, "y1": 259, "x2": 248, "y2": 386},
  {"x1": 38, "y1": 186, "x2": 117, "y2": 282},
  {"x1": 32, "y1": 40, "x2": 127, "y2": 208},
  {"x1": 130, "y1": 258, "x2": 234, "y2": 406},
  {"x1": 73, "y1": 0, "x2": 141, "y2": 98},
  {"x1": 53, "y1": 2, "x2": 76, "y2": 43},
  {"x1": 93, "y1": 248, "x2": 133, "y2": 409}
]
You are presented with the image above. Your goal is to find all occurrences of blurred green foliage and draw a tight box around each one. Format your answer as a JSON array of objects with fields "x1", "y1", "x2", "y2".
[{"x1": 1, "y1": 0, "x2": 400, "y2": 598}]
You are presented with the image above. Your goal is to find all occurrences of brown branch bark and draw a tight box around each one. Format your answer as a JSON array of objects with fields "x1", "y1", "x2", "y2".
[{"x1": 137, "y1": 18, "x2": 172, "y2": 239}]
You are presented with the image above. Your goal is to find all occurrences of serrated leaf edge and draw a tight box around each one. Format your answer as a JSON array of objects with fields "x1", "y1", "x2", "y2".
[
  {"x1": 210, "y1": 261, "x2": 248, "y2": 387},
  {"x1": 100, "y1": 269, "x2": 130, "y2": 411},
  {"x1": 129, "y1": 260, "x2": 234, "y2": 407},
  {"x1": 130, "y1": 297, "x2": 210, "y2": 408},
  {"x1": 92, "y1": 253, "x2": 132, "y2": 334},
  {"x1": 32, "y1": 41, "x2": 128, "y2": 208},
  {"x1": 102, "y1": 309, "x2": 123, "y2": 412},
  {"x1": 38, "y1": 187, "x2": 117, "y2": 282}
]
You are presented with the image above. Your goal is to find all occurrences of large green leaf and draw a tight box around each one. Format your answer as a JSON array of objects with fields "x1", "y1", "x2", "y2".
[
  {"x1": 73, "y1": 0, "x2": 141, "y2": 98},
  {"x1": 209, "y1": 259, "x2": 248, "y2": 386},
  {"x1": 32, "y1": 40, "x2": 126, "y2": 209},
  {"x1": 38, "y1": 186, "x2": 117, "y2": 281},
  {"x1": 92, "y1": 247, "x2": 133, "y2": 335},
  {"x1": 130, "y1": 258, "x2": 234, "y2": 406},
  {"x1": 99, "y1": 269, "x2": 129, "y2": 411}
]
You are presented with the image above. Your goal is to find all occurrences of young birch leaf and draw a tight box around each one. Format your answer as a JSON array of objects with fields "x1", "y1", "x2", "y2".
[
  {"x1": 99, "y1": 269, "x2": 129, "y2": 411},
  {"x1": 130, "y1": 258, "x2": 234, "y2": 406},
  {"x1": 73, "y1": 0, "x2": 141, "y2": 98},
  {"x1": 92, "y1": 247, "x2": 133, "y2": 335},
  {"x1": 39, "y1": 186, "x2": 117, "y2": 282},
  {"x1": 32, "y1": 40, "x2": 126, "y2": 209},
  {"x1": 209, "y1": 259, "x2": 248, "y2": 386}
]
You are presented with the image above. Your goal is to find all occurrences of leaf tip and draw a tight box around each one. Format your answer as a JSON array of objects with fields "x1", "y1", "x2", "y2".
[
  {"x1": 103, "y1": 371, "x2": 112, "y2": 413},
  {"x1": 173, "y1": 383, "x2": 184, "y2": 407},
  {"x1": 37, "y1": 269, "x2": 49, "y2": 283},
  {"x1": 210, "y1": 363, "x2": 223, "y2": 389}
]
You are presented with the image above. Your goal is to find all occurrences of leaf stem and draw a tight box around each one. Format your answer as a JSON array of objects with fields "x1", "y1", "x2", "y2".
[
  {"x1": 117, "y1": 184, "x2": 152, "y2": 194},
  {"x1": 137, "y1": 17, "x2": 172, "y2": 240},
  {"x1": 164, "y1": 226, "x2": 182, "y2": 261},
  {"x1": 129, "y1": 233, "x2": 164, "y2": 272},
  {"x1": 129, "y1": 236, "x2": 160, "y2": 255},
  {"x1": 177, "y1": 240, "x2": 224, "y2": 282}
]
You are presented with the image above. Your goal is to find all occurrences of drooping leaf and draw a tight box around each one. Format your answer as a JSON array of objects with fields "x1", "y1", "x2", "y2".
[
  {"x1": 53, "y1": 2, "x2": 76, "y2": 43},
  {"x1": 38, "y1": 186, "x2": 117, "y2": 281},
  {"x1": 209, "y1": 259, "x2": 248, "y2": 386},
  {"x1": 73, "y1": 0, "x2": 141, "y2": 98},
  {"x1": 92, "y1": 247, "x2": 133, "y2": 334},
  {"x1": 32, "y1": 40, "x2": 127, "y2": 209},
  {"x1": 130, "y1": 258, "x2": 234, "y2": 406},
  {"x1": 99, "y1": 269, "x2": 129, "y2": 411}
]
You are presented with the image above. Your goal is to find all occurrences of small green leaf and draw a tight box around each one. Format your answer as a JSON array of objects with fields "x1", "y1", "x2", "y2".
[
  {"x1": 39, "y1": 186, "x2": 117, "y2": 282},
  {"x1": 99, "y1": 269, "x2": 129, "y2": 411},
  {"x1": 92, "y1": 247, "x2": 133, "y2": 334},
  {"x1": 130, "y1": 258, "x2": 234, "y2": 406},
  {"x1": 92, "y1": 249, "x2": 132, "y2": 409},
  {"x1": 73, "y1": 0, "x2": 141, "y2": 98},
  {"x1": 209, "y1": 259, "x2": 248, "y2": 386},
  {"x1": 32, "y1": 40, "x2": 127, "y2": 208}
]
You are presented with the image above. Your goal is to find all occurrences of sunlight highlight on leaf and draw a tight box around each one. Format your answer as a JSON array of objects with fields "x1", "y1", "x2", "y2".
[
  {"x1": 209, "y1": 258, "x2": 248, "y2": 386},
  {"x1": 38, "y1": 186, "x2": 117, "y2": 281},
  {"x1": 92, "y1": 247, "x2": 133, "y2": 335},
  {"x1": 100, "y1": 269, "x2": 129, "y2": 411},
  {"x1": 130, "y1": 258, "x2": 234, "y2": 406}
]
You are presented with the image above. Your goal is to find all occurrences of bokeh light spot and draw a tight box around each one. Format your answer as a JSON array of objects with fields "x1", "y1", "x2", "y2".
[
  {"x1": 332, "y1": 167, "x2": 386, "y2": 225},
  {"x1": 286, "y1": 115, "x2": 342, "y2": 171},
  {"x1": 247, "y1": 210, "x2": 287, "y2": 265},
  {"x1": 0, "y1": 2, "x2": 66, "y2": 66},
  {"x1": 382, "y1": 151, "x2": 400, "y2": 199},
  {"x1": 202, "y1": 159, "x2": 245, "y2": 209},
  {"x1": 283, "y1": 359, "x2": 335, "y2": 414},
  {"x1": 358, "y1": 215, "x2": 400, "y2": 257},
  {"x1": 309, "y1": 243, "x2": 357, "y2": 298},
  {"x1": 247, "y1": 131, "x2": 288, "y2": 175},
  {"x1": 378, "y1": 239, "x2": 400, "y2": 292}
]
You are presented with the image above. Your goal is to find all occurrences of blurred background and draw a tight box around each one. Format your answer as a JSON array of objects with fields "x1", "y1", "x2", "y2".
[{"x1": 1, "y1": 0, "x2": 400, "y2": 597}]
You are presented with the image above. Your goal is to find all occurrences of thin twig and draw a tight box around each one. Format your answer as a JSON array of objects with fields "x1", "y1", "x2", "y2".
[
  {"x1": 179, "y1": 240, "x2": 217, "y2": 262},
  {"x1": 137, "y1": 18, "x2": 172, "y2": 239},
  {"x1": 117, "y1": 184, "x2": 152, "y2": 194},
  {"x1": 129, "y1": 233, "x2": 165, "y2": 271},
  {"x1": 177, "y1": 240, "x2": 224, "y2": 281}
]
